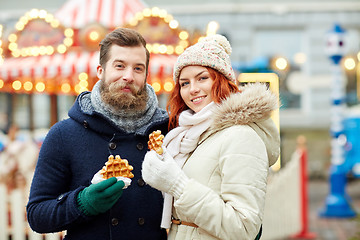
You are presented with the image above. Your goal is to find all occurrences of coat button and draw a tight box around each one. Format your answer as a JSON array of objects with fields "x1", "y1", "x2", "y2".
[
  {"x1": 137, "y1": 178, "x2": 145, "y2": 187},
  {"x1": 109, "y1": 142, "x2": 117, "y2": 150},
  {"x1": 83, "y1": 120, "x2": 89, "y2": 129},
  {"x1": 136, "y1": 143, "x2": 144, "y2": 150},
  {"x1": 138, "y1": 217, "x2": 145, "y2": 226},
  {"x1": 57, "y1": 194, "x2": 64, "y2": 201},
  {"x1": 111, "y1": 218, "x2": 119, "y2": 226}
]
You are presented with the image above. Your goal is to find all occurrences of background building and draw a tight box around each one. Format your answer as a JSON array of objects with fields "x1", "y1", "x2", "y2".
[{"x1": 144, "y1": 0, "x2": 360, "y2": 177}]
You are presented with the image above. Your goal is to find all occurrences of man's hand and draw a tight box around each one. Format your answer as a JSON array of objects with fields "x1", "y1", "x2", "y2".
[{"x1": 77, "y1": 177, "x2": 124, "y2": 216}]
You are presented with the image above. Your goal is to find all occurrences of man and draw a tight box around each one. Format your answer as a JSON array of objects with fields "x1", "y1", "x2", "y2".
[{"x1": 26, "y1": 28, "x2": 168, "y2": 240}]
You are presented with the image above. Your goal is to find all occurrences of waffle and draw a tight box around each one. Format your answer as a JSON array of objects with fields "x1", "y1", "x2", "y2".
[
  {"x1": 100, "y1": 155, "x2": 134, "y2": 179},
  {"x1": 148, "y1": 130, "x2": 164, "y2": 155}
]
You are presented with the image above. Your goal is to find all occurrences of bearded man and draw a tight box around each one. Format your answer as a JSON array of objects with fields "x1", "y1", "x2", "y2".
[{"x1": 27, "y1": 28, "x2": 168, "y2": 240}]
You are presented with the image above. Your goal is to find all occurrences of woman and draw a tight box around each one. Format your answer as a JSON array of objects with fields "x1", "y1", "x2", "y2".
[{"x1": 142, "y1": 34, "x2": 280, "y2": 239}]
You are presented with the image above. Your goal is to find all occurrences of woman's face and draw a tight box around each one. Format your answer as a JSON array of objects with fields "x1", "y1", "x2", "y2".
[{"x1": 179, "y1": 66, "x2": 214, "y2": 113}]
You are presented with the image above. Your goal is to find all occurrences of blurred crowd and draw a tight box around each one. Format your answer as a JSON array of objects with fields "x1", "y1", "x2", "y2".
[{"x1": 0, "y1": 125, "x2": 40, "y2": 194}]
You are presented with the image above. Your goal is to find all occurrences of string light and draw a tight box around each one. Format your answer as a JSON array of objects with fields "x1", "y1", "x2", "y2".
[
  {"x1": 169, "y1": 20, "x2": 179, "y2": 29},
  {"x1": 152, "y1": 82, "x2": 161, "y2": 93},
  {"x1": 24, "y1": 81, "x2": 33, "y2": 91},
  {"x1": 12, "y1": 80, "x2": 22, "y2": 90},
  {"x1": 275, "y1": 57, "x2": 288, "y2": 70},
  {"x1": 89, "y1": 31, "x2": 99, "y2": 41},
  {"x1": 158, "y1": 45, "x2": 167, "y2": 54},
  {"x1": 61, "y1": 83, "x2": 71, "y2": 93},
  {"x1": 206, "y1": 21, "x2": 219, "y2": 36},
  {"x1": 35, "y1": 82, "x2": 45, "y2": 92},
  {"x1": 9, "y1": 9, "x2": 74, "y2": 57},
  {"x1": 179, "y1": 31, "x2": 189, "y2": 40},
  {"x1": 163, "y1": 81, "x2": 174, "y2": 92},
  {"x1": 78, "y1": 72, "x2": 88, "y2": 81},
  {"x1": 128, "y1": 8, "x2": 189, "y2": 55},
  {"x1": 74, "y1": 84, "x2": 88, "y2": 94},
  {"x1": 344, "y1": 57, "x2": 356, "y2": 70},
  {"x1": 166, "y1": 45, "x2": 174, "y2": 55},
  {"x1": 294, "y1": 52, "x2": 307, "y2": 65}
]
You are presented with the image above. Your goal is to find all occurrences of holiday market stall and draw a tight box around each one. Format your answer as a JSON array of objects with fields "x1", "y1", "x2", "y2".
[{"x1": 0, "y1": 0, "x2": 198, "y2": 130}]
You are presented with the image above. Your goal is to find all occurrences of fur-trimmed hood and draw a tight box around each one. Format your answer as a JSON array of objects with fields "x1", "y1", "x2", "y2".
[{"x1": 208, "y1": 83, "x2": 280, "y2": 166}]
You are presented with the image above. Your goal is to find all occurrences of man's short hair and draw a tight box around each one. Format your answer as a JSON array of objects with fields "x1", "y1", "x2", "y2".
[{"x1": 99, "y1": 28, "x2": 150, "y2": 75}]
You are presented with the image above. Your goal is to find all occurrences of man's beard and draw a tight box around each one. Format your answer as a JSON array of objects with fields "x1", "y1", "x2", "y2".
[{"x1": 100, "y1": 80, "x2": 148, "y2": 112}]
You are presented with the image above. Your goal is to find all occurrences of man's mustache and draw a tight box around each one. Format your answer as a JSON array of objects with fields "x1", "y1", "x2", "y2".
[{"x1": 109, "y1": 81, "x2": 138, "y2": 94}]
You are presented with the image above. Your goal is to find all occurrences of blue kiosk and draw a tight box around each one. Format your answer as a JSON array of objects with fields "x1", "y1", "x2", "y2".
[
  {"x1": 344, "y1": 113, "x2": 360, "y2": 178},
  {"x1": 319, "y1": 24, "x2": 357, "y2": 218}
]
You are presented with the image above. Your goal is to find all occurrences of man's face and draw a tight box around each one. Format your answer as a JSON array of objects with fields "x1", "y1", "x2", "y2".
[{"x1": 97, "y1": 44, "x2": 148, "y2": 111}]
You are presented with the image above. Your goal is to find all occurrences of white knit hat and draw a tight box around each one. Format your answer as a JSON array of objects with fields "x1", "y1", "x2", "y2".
[{"x1": 173, "y1": 34, "x2": 236, "y2": 83}]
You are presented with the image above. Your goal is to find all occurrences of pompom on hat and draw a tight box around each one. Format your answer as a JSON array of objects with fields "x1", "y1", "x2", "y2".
[{"x1": 173, "y1": 34, "x2": 236, "y2": 83}]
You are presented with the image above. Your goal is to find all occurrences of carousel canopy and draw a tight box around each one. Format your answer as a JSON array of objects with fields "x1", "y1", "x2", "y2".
[
  {"x1": 54, "y1": 0, "x2": 145, "y2": 29},
  {"x1": 0, "y1": 52, "x2": 175, "y2": 81},
  {"x1": 1, "y1": 51, "x2": 98, "y2": 79},
  {"x1": 0, "y1": 3, "x2": 188, "y2": 95}
]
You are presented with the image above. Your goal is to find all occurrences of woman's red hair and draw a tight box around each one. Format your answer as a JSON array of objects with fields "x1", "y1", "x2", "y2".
[{"x1": 166, "y1": 67, "x2": 240, "y2": 130}]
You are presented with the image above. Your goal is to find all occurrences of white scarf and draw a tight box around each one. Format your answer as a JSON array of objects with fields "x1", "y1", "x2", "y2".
[{"x1": 160, "y1": 102, "x2": 216, "y2": 228}]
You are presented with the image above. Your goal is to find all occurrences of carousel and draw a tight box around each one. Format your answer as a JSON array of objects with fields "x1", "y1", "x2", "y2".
[{"x1": 0, "y1": 0, "x2": 206, "y2": 131}]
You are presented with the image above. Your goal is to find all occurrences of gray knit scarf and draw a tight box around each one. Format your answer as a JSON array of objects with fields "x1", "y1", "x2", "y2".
[{"x1": 90, "y1": 80, "x2": 158, "y2": 133}]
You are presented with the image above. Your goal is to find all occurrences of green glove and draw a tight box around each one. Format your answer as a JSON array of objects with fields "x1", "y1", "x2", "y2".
[{"x1": 77, "y1": 177, "x2": 125, "y2": 216}]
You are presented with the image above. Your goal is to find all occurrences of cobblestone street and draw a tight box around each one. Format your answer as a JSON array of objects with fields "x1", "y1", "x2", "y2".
[{"x1": 286, "y1": 179, "x2": 360, "y2": 240}]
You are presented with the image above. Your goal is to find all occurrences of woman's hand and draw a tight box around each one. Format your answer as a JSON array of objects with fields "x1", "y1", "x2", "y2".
[{"x1": 142, "y1": 147, "x2": 188, "y2": 198}]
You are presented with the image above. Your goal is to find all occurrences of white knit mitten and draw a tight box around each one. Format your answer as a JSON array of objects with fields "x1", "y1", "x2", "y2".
[{"x1": 142, "y1": 148, "x2": 189, "y2": 199}]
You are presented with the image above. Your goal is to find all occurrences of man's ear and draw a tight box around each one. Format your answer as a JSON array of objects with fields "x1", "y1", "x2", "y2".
[{"x1": 97, "y1": 65, "x2": 104, "y2": 80}]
